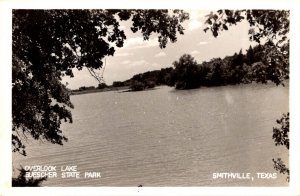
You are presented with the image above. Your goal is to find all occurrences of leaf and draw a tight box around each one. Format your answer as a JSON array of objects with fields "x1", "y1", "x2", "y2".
[
  {"x1": 213, "y1": 14, "x2": 218, "y2": 21},
  {"x1": 222, "y1": 24, "x2": 228, "y2": 30},
  {"x1": 203, "y1": 27, "x2": 209, "y2": 33},
  {"x1": 225, "y1": 10, "x2": 231, "y2": 16},
  {"x1": 205, "y1": 19, "x2": 212, "y2": 25},
  {"x1": 213, "y1": 30, "x2": 218, "y2": 37}
]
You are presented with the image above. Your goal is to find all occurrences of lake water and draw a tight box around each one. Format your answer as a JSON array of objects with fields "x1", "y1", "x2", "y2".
[{"x1": 13, "y1": 83, "x2": 289, "y2": 186}]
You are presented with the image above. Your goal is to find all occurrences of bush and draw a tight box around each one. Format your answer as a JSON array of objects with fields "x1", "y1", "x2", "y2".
[
  {"x1": 98, "y1": 83, "x2": 107, "y2": 89},
  {"x1": 112, "y1": 81, "x2": 125, "y2": 87},
  {"x1": 12, "y1": 167, "x2": 47, "y2": 187},
  {"x1": 146, "y1": 81, "x2": 156, "y2": 89},
  {"x1": 170, "y1": 54, "x2": 202, "y2": 89},
  {"x1": 130, "y1": 80, "x2": 145, "y2": 91}
]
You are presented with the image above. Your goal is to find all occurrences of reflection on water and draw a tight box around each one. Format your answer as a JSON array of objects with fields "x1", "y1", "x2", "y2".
[{"x1": 13, "y1": 83, "x2": 289, "y2": 186}]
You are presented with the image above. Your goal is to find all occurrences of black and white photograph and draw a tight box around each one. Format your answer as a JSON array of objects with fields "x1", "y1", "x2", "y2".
[{"x1": 1, "y1": 0, "x2": 300, "y2": 195}]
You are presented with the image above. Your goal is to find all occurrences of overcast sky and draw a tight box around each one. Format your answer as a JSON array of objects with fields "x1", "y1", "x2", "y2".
[{"x1": 62, "y1": 10, "x2": 256, "y2": 89}]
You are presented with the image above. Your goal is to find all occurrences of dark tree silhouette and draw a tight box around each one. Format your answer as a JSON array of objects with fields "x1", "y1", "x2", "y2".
[
  {"x1": 209, "y1": 60, "x2": 224, "y2": 86},
  {"x1": 166, "y1": 42, "x2": 281, "y2": 90},
  {"x1": 272, "y1": 113, "x2": 289, "y2": 181},
  {"x1": 171, "y1": 54, "x2": 202, "y2": 89},
  {"x1": 130, "y1": 80, "x2": 146, "y2": 91},
  {"x1": 246, "y1": 45, "x2": 255, "y2": 65},
  {"x1": 12, "y1": 167, "x2": 47, "y2": 187}
]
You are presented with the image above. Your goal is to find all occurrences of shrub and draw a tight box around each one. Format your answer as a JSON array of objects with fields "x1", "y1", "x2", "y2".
[{"x1": 130, "y1": 80, "x2": 145, "y2": 91}]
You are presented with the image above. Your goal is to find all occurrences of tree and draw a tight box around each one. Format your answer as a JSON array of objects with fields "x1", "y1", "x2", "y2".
[
  {"x1": 272, "y1": 113, "x2": 290, "y2": 181},
  {"x1": 170, "y1": 54, "x2": 201, "y2": 89},
  {"x1": 12, "y1": 9, "x2": 189, "y2": 156},
  {"x1": 228, "y1": 50, "x2": 245, "y2": 84},
  {"x1": 273, "y1": 113, "x2": 289, "y2": 150},
  {"x1": 232, "y1": 49, "x2": 244, "y2": 67},
  {"x1": 130, "y1": 80, "x2": 145, "y2": 91},
  {"x1": 146, "y1": 80, "x2": 156, "y2": 89},
  {"x1": 112, "y1": 81, "x2": 125, "y2": 87},
  {"x1": 208, "y1": 59, "x2": 224, "y2": 86},
  {"x1": 204, "y1": 10, "x2": 289, "y2": 45},
  {"x1": 97, "y1": 82, "x2": 107, "y2": 89},
  {"x1": 203, "y1": 10, "x2": 289, "y2": 86},
  {"x1": 246, "y1": 45, "x2": 255, "y2": 65},
  {"x1": 12, "y1": 167, "x2": 47, "y2": 187}
]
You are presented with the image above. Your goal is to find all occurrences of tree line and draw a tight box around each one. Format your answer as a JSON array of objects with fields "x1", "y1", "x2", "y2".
[
  {"x1": 110, "y1": 41, "x2": 288, "y2": 91},
  {"x1": 169, "y1": 41, "x2": 288, "y2": 89},
  {"x1": 110, "y1": 67, "x2": 173, "y2": 91}
]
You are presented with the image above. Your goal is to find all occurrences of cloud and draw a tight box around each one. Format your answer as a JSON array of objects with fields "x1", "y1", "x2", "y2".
[
  {"x1": 151, "y1": 63, "x2": 161, "y2": 67},
  {"x1": 198, "y1": 41, "x2": 208, "y2": 45},
  {"x1": 191, "y1": 50, "x2": 200, "y2": 55},
  {"x1": 188, "y1": 10, "x2": 205, "y2": 31},
  {"x1": 115, "y1": 52, "x2": 133, "y2": 57},
  {"x1": 121, "y1": 60, "x2": 149, "y2": 68},
  {"x1": 121, "y1": 60, "x2": 130, "y2": 65},
  {"x1": 123, "y1": 37, "x2": 158, "y2": 49},
  {"x1": 119, "y1": 25, "x2": 126, "y2": 31},
  {"x1": 188, "y1": 20, "x2": 203, "y2": 31},
  {"x1": 130, "y1": 60, "x2": 148, "y2": 67},
  {"x1": 154, "y1": 52, "x2": 166, "y2": 58}
]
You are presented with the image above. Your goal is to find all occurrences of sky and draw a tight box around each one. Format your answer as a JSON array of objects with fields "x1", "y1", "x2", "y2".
[{"x1": 62, "y1": 10, "x2": 256, "y2": 90}]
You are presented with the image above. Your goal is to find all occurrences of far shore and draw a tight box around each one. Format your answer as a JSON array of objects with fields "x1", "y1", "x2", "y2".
[
  {"x1": 70, "y1": 86, "x2": 130, "y2": 95},
  {"x1": 70, "y1": 79, "x2": 289, "y2": 96}
]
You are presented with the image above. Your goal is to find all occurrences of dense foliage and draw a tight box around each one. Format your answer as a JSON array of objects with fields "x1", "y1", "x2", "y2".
[
  {"x1": 12, "y1": 167, "x2": 47, "y2": 187},
  {"x1": 168, "y1": 42, "x2": 288, "y2": 89},
  {"x1": 130, "y1": 80, "x2": 146, "y2": 91},
  {"x1": 204, "y1": 10, "x2": 289, "y2": 45},
  {"x1": 110, "y1": 67, "x2": 173, "y2": 91},
  {"x1": 169, "y1": 54, "x2": 203, "y2": 89},
  {"x1": 272, "y1": 113, "x2": 290, "y2": 181},
  {"x1": 273, "y1": 113, "x2": 289, "y2": 150},
  {"x1": 110, "y1": 39, "x2": 288, "y2": 91}
]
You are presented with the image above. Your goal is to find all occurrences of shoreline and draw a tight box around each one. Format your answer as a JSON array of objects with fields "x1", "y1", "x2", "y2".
[
  {"x1": 70, "y1": 80, "x2": 289, "y2": 96},
  {"x1": 70, "y1": 86, "x2": 130, "y2": 96}
]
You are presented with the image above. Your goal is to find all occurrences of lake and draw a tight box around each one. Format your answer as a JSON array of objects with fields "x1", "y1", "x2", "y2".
[{"x1": 12, "y1": 83, "x2": 289, "y2": 186}]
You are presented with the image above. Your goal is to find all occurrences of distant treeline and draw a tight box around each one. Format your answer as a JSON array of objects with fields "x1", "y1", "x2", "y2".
[
  {"x1": 74, "y1": 41, "x2": 288, "y2": 92},
  {"x1": 112, "y1": 41, "x2": 289, "y2": 90},
  {"x1": 112, "y1": 67, "x2": 173, "y2": 91},
  {"x1": 72, "y1": 83, "x2": 107, "y2": 92},
  {"x1": 168, "y1": 41, "x2": 288, "y2": 89}
]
